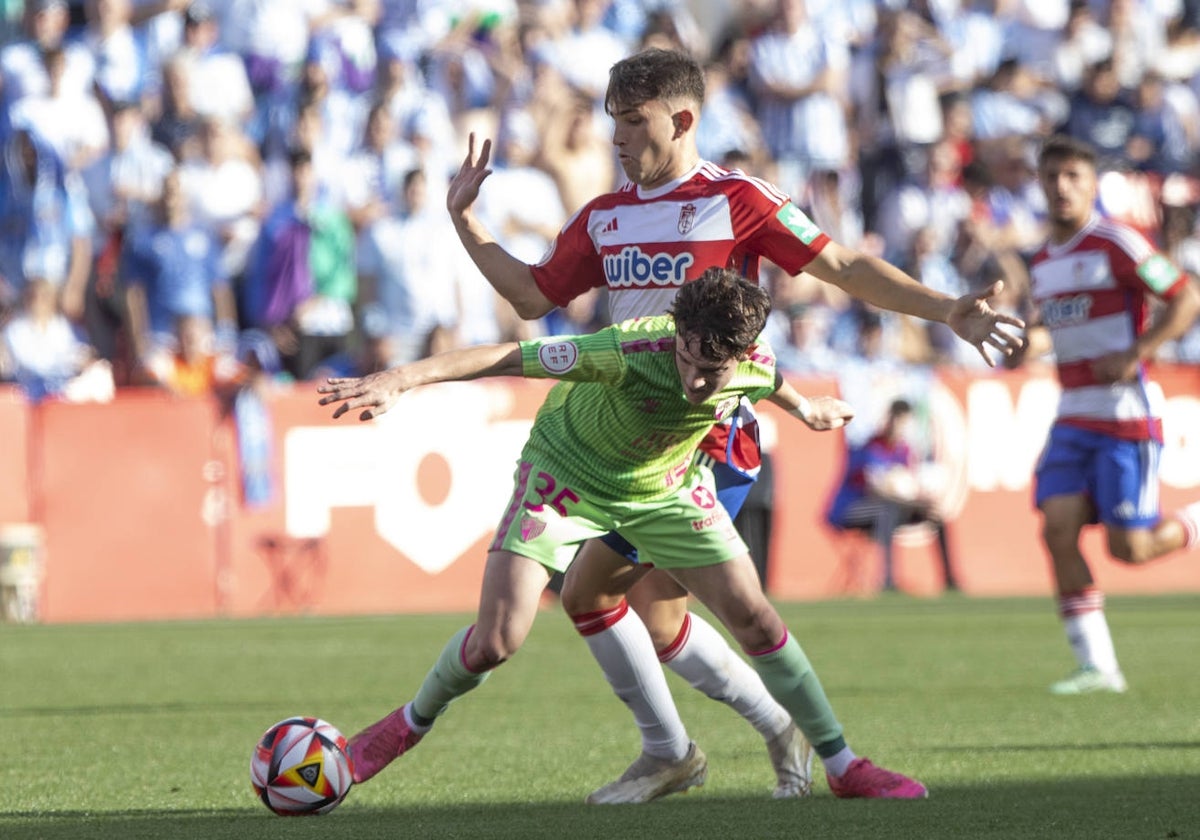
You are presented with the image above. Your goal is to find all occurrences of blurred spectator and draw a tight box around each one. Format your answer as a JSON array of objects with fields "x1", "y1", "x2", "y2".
[
  {"x1": 143, "y1": 311, "x2": 241, "y2": 396},
  {"x1": 83, "y1": 0, "x2": 153, "y2": 107},
  {"x1": 356, "y1": 167, "x2": 465, "y2": 366},
  {"x1": 178, "y1": 1, "x2": 254, "y2": 124},
  {"x1": 150, "y1": 53, "x2": 204, "y2": 159},
  {"x1": 82, "y1": 97, "x2": 174, "y2": 367},
  {"x1": 696, "y1": 56, "x2": 768, "y2": 171},
  {"x1": 748, "y1": 0, "x2": 850, "y2": 195},
  {"x1": 1127, "y1": 71, "x2": 1195, "y2": 173},
  {"x1": 935, "y1": 0, "x2": 1005, "y2": 91},
  {"x1": 338, "y1": 100, "x2": 417, "y2": 229},
  {"x1": 1004, "y1": 0, "x2": 1072, "y2": 81},
  {"x1": 825, "y1": 397, "x2": 959, "y2": 592},
  {"x1": 537, "y1": 0, "x2": 630, "y2": 104},
  {"x1": 1052, "y1": 0, "x2": 1113, "y2": 92},
  {"x1": 0, "y1": 0, "x2": 95, "y2": 114},
  {"x1": 0, "y1": 128, "x2": 94, "y2": 321},
  {"x1": 9, "y1": 44, "x2": 109, "y2": 170},
  {"x1": 476, "y1": 109, "x2": 565, "y2": 264},
  {"x1": 1161, "y1": 198, "x2": 1200, "y2": 362},
  {"x1": 850, "y1": 9, "x2": 953, "y2": 230},
  {"x1": 875, "y1": 138, "x2": 970, "y2": 264},
  {"x1": 177, "y1": 116, "x2": 263, "y2": 279},
  {"x1": 975, "y1": 138, "x2": 1047, "y2": 258},
  {"x1": 0, "y1": 275, "x2": 100, "y2": 401},
  {"x1": 969, "y1": 57, "x2": 1063, "y2": 144},
  {"x1": 372, "y1": 0, "x2": 452, "y2": 67},
  {"x1": 83, "y1": 99, "x2": 174, "y2": 236},
  {"x1": 121, "y1": 168, "x2": 234, "y2": 380},
  {"x1": 1061, "y1": 57, "x2": 1138, "y2": 166},
  {"x1": 1105, "y1": 0, "x2": 1165, "y2": 89},
  {"x1": 533, "y1": 74, "x2": 615, "y2": 214},
  {"x1": 245, "y1": 147, "x2": 356, "y2": 380}
]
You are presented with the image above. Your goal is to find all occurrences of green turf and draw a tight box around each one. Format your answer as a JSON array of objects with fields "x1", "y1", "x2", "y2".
[{"x1": 1, "y1": 595, "x2": 1197, "y2": 840}]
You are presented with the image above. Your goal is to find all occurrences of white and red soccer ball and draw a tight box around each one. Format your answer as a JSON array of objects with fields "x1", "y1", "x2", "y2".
[{"x1": 250, "y1": 716, "x2": 353, "y2": 816}]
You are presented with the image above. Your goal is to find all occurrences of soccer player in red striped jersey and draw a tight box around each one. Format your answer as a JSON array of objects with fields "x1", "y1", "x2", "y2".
[
  {"x1": 438, "y1": 48, "x2": 1023, "y2": 801},
  {"x1": 1021, "y1": 135, "x2": 1200, "y2": 695}
]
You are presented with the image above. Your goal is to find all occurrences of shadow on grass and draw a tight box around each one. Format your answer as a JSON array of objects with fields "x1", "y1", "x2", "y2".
[
  {"x1": 3, "y1": 775, "x2": 1196, "y2": 840},
  {"x1": 0, "y1": 701, "x2": 285, "y2": 719},
  {"x1": 928, "y1": 740, "x2": 1200, "y2": 753}
]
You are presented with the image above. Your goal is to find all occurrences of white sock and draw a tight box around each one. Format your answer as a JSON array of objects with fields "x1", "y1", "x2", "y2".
[
  {"x1": 660, "y1": 612, "x2": 792, "y2": 740},
  {"x1": 822, "y1": 746, "x2": 858, "y2": 778},
  {"x1": 1174, "y1": 500, "x2": 1200, "y2": 549},
  {"x1": 573, "y1": 600, "x2": 691, "y2": 761},
  {"x1": 1059, "y1": 589, "x2": 1120, "y2": 674}
]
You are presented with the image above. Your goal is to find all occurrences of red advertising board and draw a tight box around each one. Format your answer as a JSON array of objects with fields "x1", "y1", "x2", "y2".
[{"x1": 11, "y1": 365, "x2": 1200, "y2": 623}]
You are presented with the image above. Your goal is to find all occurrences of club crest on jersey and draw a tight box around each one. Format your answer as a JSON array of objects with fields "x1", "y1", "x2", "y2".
[
  {"x1": 714, "y1": 396, "x2": 739, "y2": 420},
  {"x1": 520, "y1": 515, "x2": 546, "y2": 542},
  {"x1": 538, "y1": 341, "x2": 579, "y2": 374},
  {"x1": 691, "y1": 485, "x2": 717, "y2": 510},
  {"x1": 678, "y1": 203, "x2": 697, "y2": 235}
]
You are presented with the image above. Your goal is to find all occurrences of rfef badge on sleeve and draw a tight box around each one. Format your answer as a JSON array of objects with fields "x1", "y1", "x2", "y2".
[{"x1": 538, "y1": 341, "x2": 579, "y2": 374}]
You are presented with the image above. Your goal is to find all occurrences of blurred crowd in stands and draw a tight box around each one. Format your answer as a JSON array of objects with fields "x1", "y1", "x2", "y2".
[{"x1": 1, "y1": 0, "x2": 1199, "y2": 410}]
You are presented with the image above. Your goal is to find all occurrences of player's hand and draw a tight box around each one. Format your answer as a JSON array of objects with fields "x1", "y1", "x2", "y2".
[
  {"x1": 317, "y1": 371, "x2": 409, "y2": 421},
  {"x1": 947, "y1": 281, "x2": 1026, "y2": 367},
  {"x1": 802, "y1": 395, "x2": 855, "y2": 430},
  {"x1": 446, "y1": 132, "x2": 493, "y2": 219},
  {"x1": 1091, "y1": 349, "x2": 1140, "y2": 383}
]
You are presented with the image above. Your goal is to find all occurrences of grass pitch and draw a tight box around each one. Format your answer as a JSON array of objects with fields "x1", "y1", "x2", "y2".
[{"x1": 1, "y1": 595, "x2": 1197, "y2": 840}]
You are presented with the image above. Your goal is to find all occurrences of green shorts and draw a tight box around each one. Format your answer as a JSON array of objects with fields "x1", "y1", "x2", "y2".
[{"x1": 490, "y1": 457, "x2": 748, "y2": 574}]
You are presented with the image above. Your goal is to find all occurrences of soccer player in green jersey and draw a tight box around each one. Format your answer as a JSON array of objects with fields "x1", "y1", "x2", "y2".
[
  {"x1": 441, "y1": 48, "x2": 1022, "y2": 802},
  {"x1": 319, "y1": 268, "x2": 928, "y2": 799}
]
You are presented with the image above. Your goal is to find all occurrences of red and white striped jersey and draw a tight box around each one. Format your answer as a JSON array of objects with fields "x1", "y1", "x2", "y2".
[
  {"x1": 1030, "y1": 214, "x2": 1189, "y2": 440},
  {"x1": 530, "y1": 161, "x2": 830, "y2": 324}
]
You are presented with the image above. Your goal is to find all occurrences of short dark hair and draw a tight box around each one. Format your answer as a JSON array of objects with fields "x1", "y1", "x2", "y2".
[
  {"x1": 287, "y1": 147, "x2": 313, "y2": 169},
  {"x1": 605, "y1": 48, "x2": 705, "y2": 114},
  {"x1": 670, "y1": 268, "x2": 770, "y2": 361},
  {"x1": 888, "y1": 398, "x2": 913, "y2": 418},
  {"x1": 1038, "y1": 134, "x2": 1097, "y2": 170}
]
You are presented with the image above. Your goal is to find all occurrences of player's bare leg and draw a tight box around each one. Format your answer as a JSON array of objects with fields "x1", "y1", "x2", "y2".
[
  {"x1": 668, "y1": 554, "x2": 927, "y2": 799},
  {"x1": 349, "y1": 552, "x2": 551, "y2": 783},
  {"x1": 1106, "y1": 499, "x2": 1200, "y2": 563},
  {"x1": 1041, "y1": 495, "x2": 1126, "y2": 695}
]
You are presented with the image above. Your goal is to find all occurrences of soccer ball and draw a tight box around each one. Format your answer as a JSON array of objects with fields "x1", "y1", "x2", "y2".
[{"x1": 250, "y1": 716, "x2": 353, "y2": 816}]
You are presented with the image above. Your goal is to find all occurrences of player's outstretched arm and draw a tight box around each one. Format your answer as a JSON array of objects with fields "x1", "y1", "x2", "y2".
[
  {"x1": 317, "y1": 343, "x2": 523, "y2": 421},
  {"x1": 806, "y1": 241, "x2": 1025, "y2": 366},
  {"x1": 767, "y1": 378, "x2": 854, "y2": 431},
  {"x1": 446, "y1": 132, "x2": 556, "y2": 319},
  {"x1": 945, "y1": 281, "x2": 1027, "y2": 367}
]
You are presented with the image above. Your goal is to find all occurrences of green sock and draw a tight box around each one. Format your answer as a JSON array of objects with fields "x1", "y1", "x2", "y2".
[
  {"x1": 749, "y1": 633, "x2": 844, "y2": 753},
  {"x1": 412, "y1": 626, "x2": 491, "y2": 722}
]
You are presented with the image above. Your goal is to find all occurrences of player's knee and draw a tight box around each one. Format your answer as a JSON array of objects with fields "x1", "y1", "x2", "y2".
[
  {"x1": 724, "y1": 604, "x2": 783, "y2": 652},
  {"x1": 559, "y1": 580, "x2": 622, "y2": 616},
  {"x1": 1041, "y1": 517, "x2": 1079, "y2": 554},
  {"x1": 1107, "y1": 533, "x2": 1153, "y2": 565},
  {"x1": 465, "y1": 630, "x2": 518, "y2": 671}
]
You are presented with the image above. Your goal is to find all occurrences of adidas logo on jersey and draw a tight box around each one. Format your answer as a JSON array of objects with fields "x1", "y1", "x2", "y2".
[
  {"x1": 602, "y1": 245, "x2": 694, "y2": 288},
  {"x1": 599, "y1": 217, "x2": 619, "y2": 235},
  {"x1": 1113, "y1": 500, "x2": 1136, "y2": 521}
]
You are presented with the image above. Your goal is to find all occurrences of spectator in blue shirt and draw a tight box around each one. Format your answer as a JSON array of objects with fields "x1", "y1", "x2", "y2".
[
  {"x1": 825, "y1": 398, "x2": 958, "y2": 592},
  {"x1": 0, "y1": 126, "x2": 93, "y2": 321},
  {"x1": 121, "y1": 168, "x2": 235, "y2": 381}
]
